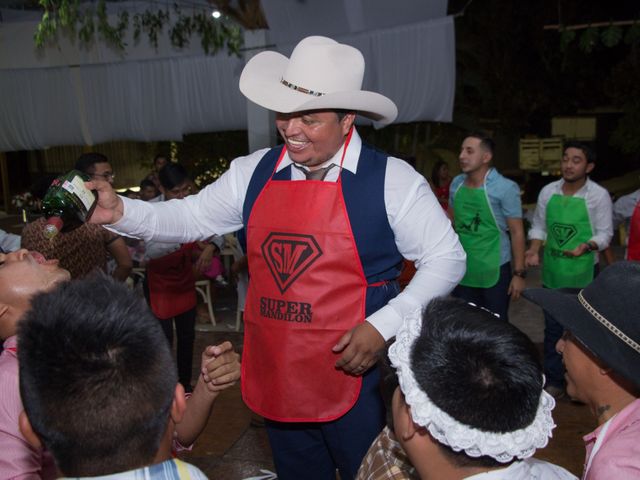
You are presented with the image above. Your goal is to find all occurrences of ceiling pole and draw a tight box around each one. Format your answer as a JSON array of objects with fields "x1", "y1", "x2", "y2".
[{"x1": 243, "y1": 29, "x2": 276, "y2": 151}]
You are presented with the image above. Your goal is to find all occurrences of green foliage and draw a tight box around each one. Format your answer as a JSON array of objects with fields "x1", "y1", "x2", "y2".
[
  {"x1": 192, "y1": 157, "x2": 230, "y2": 188},
  {"x1": 34, "y1": 0, "x2": 243, "y2": 56},
  {"x1": 578, "y1": 27, "x2": 599, "y2": 53},
  {"x1": 600, "y1": 24, "x2": 623, "y2": 48},
  {"x1": 559, "y1": 29, "x2": 576, "y2": 51}
]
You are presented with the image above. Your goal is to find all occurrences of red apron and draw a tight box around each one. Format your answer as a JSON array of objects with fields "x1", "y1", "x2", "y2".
[
  {"x1": 242, "y1": 131, "x2": 368, "y2": 422},
  {"x1": 628, "y1": 199, "x2": 640, "y2": 261},
  {"x1": 146, "y1": 244, "x2": 197, "y2": 319}
]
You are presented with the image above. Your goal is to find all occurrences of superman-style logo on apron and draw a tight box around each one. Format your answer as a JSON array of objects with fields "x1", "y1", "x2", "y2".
[
  {"x1": 550, "y1": 223, "x2": 577, "y2": 247},
  {"x1": 261, "y1": 232, "x2": 323, "y2": 294}
]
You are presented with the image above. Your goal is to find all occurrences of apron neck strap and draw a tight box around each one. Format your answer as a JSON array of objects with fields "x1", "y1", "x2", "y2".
[{"x1": 273, "y1": 127, "x2": 354, "y2": 181}]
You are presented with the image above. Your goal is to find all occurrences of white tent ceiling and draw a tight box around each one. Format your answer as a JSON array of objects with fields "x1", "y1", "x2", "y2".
[{"x1": 0, "y1": 0, "x2": 455, "y2": 152}]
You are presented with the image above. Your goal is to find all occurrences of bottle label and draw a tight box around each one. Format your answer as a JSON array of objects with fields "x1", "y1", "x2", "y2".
[{"x1": 62, "y1": 176, "x2": 94, "y2": 211}]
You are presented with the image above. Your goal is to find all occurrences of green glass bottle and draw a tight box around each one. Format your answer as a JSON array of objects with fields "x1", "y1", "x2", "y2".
[{"x1": 41, "y1": 170, "x2": 98, "y2": 239}]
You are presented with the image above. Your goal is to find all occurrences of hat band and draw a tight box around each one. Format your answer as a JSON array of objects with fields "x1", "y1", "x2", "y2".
[
  {"x1": 578, "y1": 291, "x2": 640, "y2": 354},
  {"x1": 280, "y1": 78, "x2": 325, "y2": 97}
]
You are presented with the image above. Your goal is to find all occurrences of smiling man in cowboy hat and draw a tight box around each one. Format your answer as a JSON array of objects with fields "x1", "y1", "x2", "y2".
[
  {"x1": 86, "y1": 35, "x2": 465, "y2": 480},
  {"x1": 523, "y1": 261, "x2": 640, "y2": 479}
]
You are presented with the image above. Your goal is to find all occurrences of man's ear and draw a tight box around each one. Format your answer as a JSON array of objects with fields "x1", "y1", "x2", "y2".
[
  {"x1": 170, "y1": 383, "x2": 187, "y2": 425},
  {"x1": 19, "y1": 411, "x2": 42, "y2": 449},
  {"x1": 340, "y1": 113, "x2": 357, "y2": 136},
  {"x1": 586, "y1": 162, "x2": 595, "y2": 175},
  {"x1": 397, "y1": 401, "x2": 421, "y2": 442}
]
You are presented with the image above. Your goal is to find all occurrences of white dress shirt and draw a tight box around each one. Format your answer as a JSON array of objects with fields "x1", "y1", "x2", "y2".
[
  {"x1": 613, "y1": 189, "x2": 640, "y2": 229},
  {"x1": 465, "y1": 458, "x2": 577, "y2": 479},
  {"x1": 528, "y1": 178, "x2": 613, "y2": 262},
  {"x1": 0, "y1": 228, "x2": 20, "y2": 253},
  {"x1": 111, "y1": 129, "x2": 466, "y2": 340}
]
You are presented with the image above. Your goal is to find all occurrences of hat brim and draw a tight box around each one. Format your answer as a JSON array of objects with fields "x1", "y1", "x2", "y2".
[
  {"x1": 522, "y1": 288, "x2": 640, "y2": 389},
  {"x1": 239, "y1": 51, "x2": 398, "y2": 126}
]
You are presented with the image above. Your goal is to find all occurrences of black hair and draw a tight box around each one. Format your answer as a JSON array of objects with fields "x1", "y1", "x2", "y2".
[
  {"x1": 18, "y1": 275, "x2": 177, "y2": 477},
  {"x1": 153, "y1": 154, "x2": 168, "y2": 165},
  {"x1": 139, "y1": 178, "x2": 158, "y2": 191},
  {"x1": 74, "y1": 152, "x2": 110, "y2": 175},
  {"x1": 410, "y1": 297, "x2": 542, "y2": 467},
  {"x1": 466, "y1": 130, "x2": 495, "y2": 156},
  {"x1": 158, "y1": 162, "x2": 189, "y2": 191},
  {"x1": 431, "y1": 160, "x2": 449, "y2": 188},
  {"x1": 564, "y1": 140, "x2": 596, "y2": 164}
]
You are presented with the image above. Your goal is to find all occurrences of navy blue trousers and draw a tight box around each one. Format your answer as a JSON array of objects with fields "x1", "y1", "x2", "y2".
[
  {"x1": 265, "y1": 367, "x2": 385, "y2": 480},
  {"x1": 543, "y1": 265, "x2": 599, "y2": 388},
  {"x1": 453, "y1": 262, "x2": 512, "y2": 321}
]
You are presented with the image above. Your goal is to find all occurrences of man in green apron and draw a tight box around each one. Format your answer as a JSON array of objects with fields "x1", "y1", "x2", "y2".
[
  {"x1": 449, "y1": 131, "x2": 526, "y2": 322},
  {"x1": 525, "y1": 141, "x2": 613, "y2": 399}
]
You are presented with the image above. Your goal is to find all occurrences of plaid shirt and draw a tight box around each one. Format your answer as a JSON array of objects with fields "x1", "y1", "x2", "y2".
[
  {"x1": 356, "y1": 426, "x2": 419, "y2": 480},
  {"x1": 62, "y1": 459, "x2": 207, "y2": 479}
]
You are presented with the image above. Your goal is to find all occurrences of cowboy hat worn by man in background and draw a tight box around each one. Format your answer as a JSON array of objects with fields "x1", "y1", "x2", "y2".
[
  {"x1": 87, "y1": 36, "x2": 466, "y2": 480},
  {"x1": 523, "y1": 261, "x2": 640, "y2": 479}
]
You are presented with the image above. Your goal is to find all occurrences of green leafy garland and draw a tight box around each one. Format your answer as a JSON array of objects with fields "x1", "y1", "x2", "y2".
[
  {"x1": 558, "y1": 21, "x2": 640, "y2": 53},
  {"x1": 34, "y1": 0, "x2": 243, "y2": 55}
]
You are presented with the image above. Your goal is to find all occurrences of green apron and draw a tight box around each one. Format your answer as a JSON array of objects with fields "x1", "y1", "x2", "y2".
[
  {"x1": 454, "y1": 185, "x2": 501, "y2": 288},
  {"x1": 543, "y1": 194, "x2": 594, "y2": 289}
]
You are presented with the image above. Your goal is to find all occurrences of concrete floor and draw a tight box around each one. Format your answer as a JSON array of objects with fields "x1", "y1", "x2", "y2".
[{"x1": 0, "y1": 213, "x2": 596, "y2": 479}]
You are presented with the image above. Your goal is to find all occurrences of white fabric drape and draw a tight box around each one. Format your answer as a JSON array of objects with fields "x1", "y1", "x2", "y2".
[{"x1": 0, "y1": 14, "x2": 454, "y2": 151}]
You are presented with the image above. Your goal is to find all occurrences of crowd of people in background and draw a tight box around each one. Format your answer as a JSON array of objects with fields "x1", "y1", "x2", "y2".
[{"x1": 0, "y1": 34, "x2": 639, "y2": 480}]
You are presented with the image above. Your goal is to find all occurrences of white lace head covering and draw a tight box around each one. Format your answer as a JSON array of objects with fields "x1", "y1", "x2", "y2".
[{"x1": 388, "y1": 308, "x2": 557, "y2": 463}]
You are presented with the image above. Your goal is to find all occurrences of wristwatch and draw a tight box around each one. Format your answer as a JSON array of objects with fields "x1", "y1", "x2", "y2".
[
  {"x1": 513, "y1": 269, "x2": 527, "y2": 279},
  {"x1": 585, "y1": 241, "x2": 597, "y2": 252}
]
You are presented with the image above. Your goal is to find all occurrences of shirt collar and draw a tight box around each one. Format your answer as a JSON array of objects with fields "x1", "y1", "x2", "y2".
[
  {"x1": 2, "y1": 335, "x2": 17, "y2": 353},
  {"x1": 558, "y1": 177, "x2": 591, "y2": 195},
  {"x1": 276, "y1": 127, "x2": 362, "y2": 175}
]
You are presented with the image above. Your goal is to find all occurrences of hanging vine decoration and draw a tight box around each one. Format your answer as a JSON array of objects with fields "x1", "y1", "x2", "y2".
[
  {"x1": 547, "y1": 19, "x2": 640, "y2": 54},
  {"x1": 34, "y1": 0, "x2": 243, "y2": 56}
]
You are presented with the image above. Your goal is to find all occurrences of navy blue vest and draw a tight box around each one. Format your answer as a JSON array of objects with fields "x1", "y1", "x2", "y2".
[{"x1": 242, "y1": 143, "x2": 403, "y2": 316}]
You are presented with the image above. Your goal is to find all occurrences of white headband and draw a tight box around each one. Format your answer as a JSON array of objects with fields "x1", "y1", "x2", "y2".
[{"x1": 389, "y1": 310, "x2": 557, "y2": 463}]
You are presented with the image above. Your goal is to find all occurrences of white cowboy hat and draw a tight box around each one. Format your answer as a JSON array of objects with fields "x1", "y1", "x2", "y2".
[{"x1": 239, "y1": 36, "x2": 398, "y2": 125}]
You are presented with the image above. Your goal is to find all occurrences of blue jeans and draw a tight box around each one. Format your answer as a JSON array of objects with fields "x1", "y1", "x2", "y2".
[{"x1": 453, "y1": 262, "x2": 512, "y2": 322}]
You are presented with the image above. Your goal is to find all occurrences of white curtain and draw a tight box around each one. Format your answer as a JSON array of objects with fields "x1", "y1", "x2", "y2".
[{"x1": 0, "y1": 13, "x2": 454, "y2": 151}]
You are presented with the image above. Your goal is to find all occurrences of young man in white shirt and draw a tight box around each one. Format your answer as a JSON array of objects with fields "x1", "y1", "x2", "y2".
[{"x1": 525, "y1": 141, "x2": 612, "y2": 399}]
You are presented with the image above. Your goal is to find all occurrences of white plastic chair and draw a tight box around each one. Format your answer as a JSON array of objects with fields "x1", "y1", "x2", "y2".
[
  {"x1": 224, "y1": 234, "x2": 248, "y2": 331},
  {"x1": 195, "y1": 279, "x2": 216, "y2": 326}
]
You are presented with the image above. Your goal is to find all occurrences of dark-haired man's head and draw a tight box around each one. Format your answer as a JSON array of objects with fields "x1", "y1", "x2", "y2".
[
  {"x1": 139, "y1": 178, "x2": 159, "y2": 201},
  {"x1": 75, "y1": 152, "x2": 115, "y2": 185},
  {"x1": 389, "y1": 298, "x2": 554, "y2": 477},
  {"x1": 159, "y1": 163, "x2": 193, "y2": 200},
  {"x1": 561, "y1": 141, "x2": 595, "y2": 184},
  {"x1": 17, "y1": 275, "x2": 186, "y2": 477},
  {"x1": 153, "y1": 154, "x2": 168, "y2": 172},
  {"x1": 459, "y1": 130, "x2": 494, "y2": 178}
]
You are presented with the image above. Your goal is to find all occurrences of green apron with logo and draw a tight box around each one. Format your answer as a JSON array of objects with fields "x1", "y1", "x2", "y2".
[
  {"x1": 454, "y1": 185, "x2": 501, "y2": 288},
  {"x1": 543, "y1": 194, "x2": 594, "y2": 289}
]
